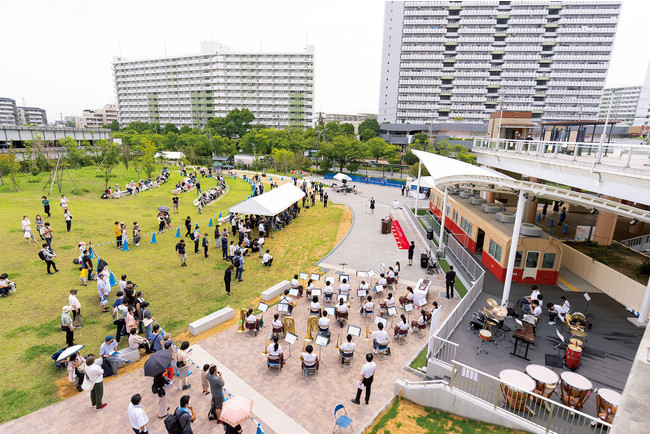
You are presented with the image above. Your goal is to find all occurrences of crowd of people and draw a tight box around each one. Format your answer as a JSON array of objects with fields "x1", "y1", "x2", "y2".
[
  {"x1": 193, "y1": 176, "x2": 227, "y2": 213},
  {"x1": 102, "y1": 168, "x2": 170, "y2": 199}
]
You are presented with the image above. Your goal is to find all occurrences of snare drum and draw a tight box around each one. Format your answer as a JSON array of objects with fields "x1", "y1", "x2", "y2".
[
  {"x1": 566, "y1": 344, "x2": 582, "y2": 370},
  {"x1": 596, "y1": 388, "x2": 621, "y2": 424},
  {"x1": 525, "y1": 364, "x2": 559, "y2": 399},
  {"x1": 499, "y1": 369, "x2": 536, "y2": 412},
  {"x1": 479, "y1": 330, "x2": 492, "y2": 341},
  {"x1": 569, "y1": 338, "x2": 583, "y2": 348},
  {"x1": 560, "y1": 372, "x2": 593, "y2": 411}
]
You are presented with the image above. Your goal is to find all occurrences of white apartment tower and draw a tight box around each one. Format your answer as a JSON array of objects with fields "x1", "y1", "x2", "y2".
[
  {"x1": 598, "y1": 86, "x2": 641, "y2": 126},
  {"x1": 633, "y1": 59, "x2": 650, "y2": 127},
  {"x1": 112, "y1": 42, "x2": 314, "y2": 129},
  {"x1": 379, "y1": 1, "x2": 621, "y2": 125}
]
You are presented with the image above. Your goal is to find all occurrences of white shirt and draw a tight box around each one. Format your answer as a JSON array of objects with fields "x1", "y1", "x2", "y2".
[
  {"x1": 340, "y1": 283, "x2": 350, "y2": 295},
  {"x1": 532, "y1": 305, "x2": 542, "y2": 317},
  {"x1": 360, "y1": 283, "x2": 370, "y2": 291},
  {"x1": 271, "y1": 319, "x2": 283, "y2": 329},
  {"x1": 128, "y1": 402, "x2": 148, "y2": 430},
  {"x1": 562, "y1": 300, "x2": 571, "y2": 312},
  {"x1": 385, "y1": 297, "x2": 395, "y2": 307},
  {"x1": 119, "y1": 280, "x2": 127, "y2": 292},
  {"x1": 372, "y1": 330, "x2": 388, "y2": 345},
  {"x1": 397, "y1": 320, "x2": 409, "y2": 331},
  {"x1": 552, "y1": 304, "x2": 566, "y2": 315},
  {"x1": 378, "y1": 278, "x2": 387, "y2": 286},
  {"x1": 364, "y1": 302, "x2": 374, "y2": 312},
  {"x1": 310, "y1": 302, "x2": 320, "y2": 311},
  {"x1": 336, "y1": 304, "x2": 348, "y2": 313},
  {"x1": 291, "y1": 278, "x2": 299, "y2": 287},
  {"x1": 360, "y1": 361, "x2": 377, "y2": 379},
  {"x1": 324, "y1": 285, "x2": 333, "y2": 294},
  {"x1": 85, "y1": 363, "x2": 103, "y2": 383},
  {"x1": 307, "y1": 283, "x2": 315, "y2": 292},
  {"x1": 22, "y1": 218, "x2": 31, "y2": 231},
  {"x1": 281, "y1": 295, "x2": 293, "y2": 305},
  {"x1": 530, "y1": 289, "x2": 540, "y2": 301},
  {"x1": 60, "y1": 197, "x2": 69, "y2": 207},
  {"x1": 259, "y1": 223, "x2": 265, "y2": 232},
  {"x1": 302, "y1": 352, "x2": 317, "y2": 366},
  {"x1": 341, "y1": 342, "x2": 356, "y2": 353},
  {"x1": 406, "y1": 292, "x2": 414, "y2": 301},
  {"x1": 268, "y1": 344, "x2": 282, "y2": 357},
  {"x1": 69, "y1": 294, "x2": 81, "y2": 310},
  {"x1": 318, "y1": 317, "x2": 330, "y2": 330},
  {"x1": 388, "y1": 270, "x2": 395, "y2": 278},
  {"x1": 246, "y1": 314, "x2": 257, "y2": 323},
  {"x1": 417, "y1": 315, "x2": 426, "y2": 326},
  {"x1": 263, "y1": 253, "x2": 272, "y2": 263}
]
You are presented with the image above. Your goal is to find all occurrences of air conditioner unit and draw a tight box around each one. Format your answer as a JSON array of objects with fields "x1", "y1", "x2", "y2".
[
  {"x1": 496, "y1": 212, "x2": 516, "y2": 223},
  {"x1": 469, "y1": 197, "x2": 486, "y2": 206},
  {"x1": 520, "y1": 223, "x2": 543, "y2": 237},
  {"x1": 481, "y1": 203, "x2": 502, "y2": 213},
  {"x1": 459, "y1": 190, "x2": 474, "y2": 199}
]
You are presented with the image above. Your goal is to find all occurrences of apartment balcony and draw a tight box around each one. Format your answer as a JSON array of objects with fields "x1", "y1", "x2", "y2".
[
  {"x1": 560, "y1": 8, "x2": 620, "y2": 15},
  {"x1": 401, "y1": 54, "x2": 444, "y2": 60},
  {"x1": 452, "y1": 88, "x2": 488, "y2": 94},
  {"x1": 509, "y1": 18, "x2": 546, "y2": 24},
  {"x1": 453, "y1": 79, "x2": 489, "y2": 86},
  {"x1": 509, "y1": 9, "x2": 547, "y2": 15},
  {"x1": 458, "y1": 28, "x2": 494, "y2": 34},
  {"x1": 551, "y1": 62, "x2": 608, "y2": 70},
  {"x1": 397, "y1": 95, "x2": 440, "y2": 102},
  {"x1": 458, "y1": 19, "x2": 496, "y2": 25},
  {"x1": 505, "y1": 37, "x2": 544, "y2": 43},
  {"x1": 403, "y1": 8, "x2": 447, "y2": 16},
  {"x1": 457, "y1": 37, "x2": 494, "y2": 43},
  {"x1": 455, "y1": 62, "x2": 491, "y2": 68},
  {"x1": 501, "y1": 63, "x2": 538, "y2": 69},
  {"x1": 400, "y1": 71, "x2": 442, "y2": 77},
  {"x1": 502, "y1": 54, "x2": 541, "y2": 60},
  {"x1": 548, "y1": 80, "x2": 605, "y2": 87},
  {"x1": 554, "y1": 45, "x2": 612, "y2": 52},
  {"x1": 501, "y1": 80, "x2": 535, "y2": 86},
  {"x1": 402, "y1": 45, "x2": 444, "y2": 52},
  {"x1": 400, "y1": 62, "x2": 443, "y2": 69},
  {"x1": 403, "y1": 19, "x2": 447, "y2": 25},
  {"x1": 560, "y1": 17, "x2": 619, "y2": 24},
  {"x1": 402, "y1": 36, "x2": 446, "y2": 43},
  {"x1": 556, "y1": 27, "x2": 616, "y2": 35},
  {"x1": 551, "y1": 72, "x2": 607, "y2": 79},
  {"x1": 398, "y1": 79, "x2": 442, "y2": 85},
  {"x1": 398, "y1": 87, "x2": 442, "y2": 93},
  {"x1": 554, "y1": 54, "x2": 611, "y2": 61}
]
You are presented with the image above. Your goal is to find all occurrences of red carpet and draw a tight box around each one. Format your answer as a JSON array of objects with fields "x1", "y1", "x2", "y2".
[{"x1": 391, "y1": 220, "x2": 409, "y2": 249}]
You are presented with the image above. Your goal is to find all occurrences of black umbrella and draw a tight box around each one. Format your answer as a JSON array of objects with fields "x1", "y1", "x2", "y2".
[
  {"x1": 143, "y1": 348, "x2": 173, "y2": 377},
  {"x1": 158, "y1": 206, "x2": 170, "y2": 212}
]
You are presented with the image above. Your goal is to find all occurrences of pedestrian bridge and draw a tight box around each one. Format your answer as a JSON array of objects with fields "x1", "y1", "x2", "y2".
[
  {"x1": 0, "y1": 125, "x2": 110, "y2": 144},
  {"x1": 473, "y1": 138, "x2": 650, "y2": 206}
]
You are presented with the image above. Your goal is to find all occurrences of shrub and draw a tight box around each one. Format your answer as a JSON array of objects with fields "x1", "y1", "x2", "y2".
[{"x1": 636, "y1": 260, "x2": 650, "y2": 278}]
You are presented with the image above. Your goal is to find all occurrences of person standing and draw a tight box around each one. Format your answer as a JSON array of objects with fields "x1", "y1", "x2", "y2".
[
  {"x1": 60, "y1": 195, "x2": 69, "y2": 212},
  {"x1": 235, "y1": 252, "x2": 245, "y2": 282},
  {"x1": 114, "y1": 221, "x2": 123, "y2": 248},
  {"x1": 184, "y1": 216, "x2": 192, "y2": 237},
  {"x1": 40, "y1": 243, "x2": 58, "y2": 274},
  {"x1": 195, "y1": 180, "x2": 201, "y2": 195},
  {"x1": 69, "y1": 289, "x2": 82, "y2": 325},
  {"x1": 193, "y1": 225, "x2": 201, "y2": 254},
  {"x1": 22, "y1": 216, "x2": 36, "y2": 243},
  {"x1": 401, "y1": 184, "x2": 406, "y2": 196},
  {"x1": 558, "y1": 207, "x2": 567, "y2": 227},
  {"x1": 61, "y1": 305, "x2": 74, "y2": 346},
  {"x1": 152, "y1": 372, "x2": 168, "y2": 419},
  {"x1": 351, "y1": 353, "x2": 376, "y2": 405},
  {"x1": 172, "y1": 194, "x2": 179, "y2": 214},
  {"x1": 42, "y1": 222, "x2": 53, "y2": 250},
  {"x1": 176, "y1": 341, "x2": 191, "y2": 390},
  {"x1": 35, "y1": 215, "x2": 44, "y2": 240},
  {"x1": 407, "y1": 241, "x2": 415, "y2": 266},
  {"x1": 128, "y1": 394, "x2": 149, "y2": 433},
  {"x1": 369, "y1": 197, "x2": 376, "y2": 214},
  {"x1": 224, "y1": 264, "x2": 233, "y2": 296},
  {"x1": 84, "y1": 356, "x2": 107, "y2": 410},
  {"x1": 176, "y1": 239, "x2": 187, "y2": 267},
  {"x1": 64, "y1": 209, "x2": 72, "y2": 232},
  {"x1": 445, "y1": 265, "x2": 456, "y2": 299},
  {"x1": 206, "y1": 365, "x2": 225, "y2": 422},
  {"x1": 41, "y1": 196, "x2": 51, "y2": 217},
  {"x1": 324, "y1": 192, "x2": 328, "y2": 207},
  {"x1": 173, "y1": 395, "x2": 196, "y2": 433},
  {"x1": 542, "y1": 203, "x2": 548, "y2": 220},
  {"x1": 221, "y1": 234, "x2": 229, "y2": 260},
  {"x1": 133, "y1": 222, "x2": 141, "y2": 247},
  {"x1": 202, "y1": 233, "x2": 209, "y2": 258}
]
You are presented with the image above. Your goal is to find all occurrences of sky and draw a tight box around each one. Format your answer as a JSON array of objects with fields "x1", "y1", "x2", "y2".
[{"x1": 1, "y1": 0, "x2": 649, "y2": 122}]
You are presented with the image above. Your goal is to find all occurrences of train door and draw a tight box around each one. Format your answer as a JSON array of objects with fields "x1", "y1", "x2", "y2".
[
  {"x1": 522, "y1": 251, "x2": 540, "y2": 281},
  {"x1": 476, "y1": 228, "x2": 485, "y2": 254}
]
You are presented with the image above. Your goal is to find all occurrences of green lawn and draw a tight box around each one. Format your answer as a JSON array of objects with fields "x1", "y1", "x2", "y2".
[
  {"x1": 0, "y1": 165, "x2": 342, "y2": 423},
  {"x1": 410, "y1": 344, "x2": 428, "y2": 371}
]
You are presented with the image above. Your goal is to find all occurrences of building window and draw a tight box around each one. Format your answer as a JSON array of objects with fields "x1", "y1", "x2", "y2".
[
  {"x1": 452, "y1": 209, "x2": 458, "y2": 222},
  {"x1": 488, "y1": 240, "x2": 502, "y2": 262},
  {"x1": 460, "y1": 216, "x2": 473, "y2": 236},
  {"x1": 542, "y1": 253, "x2": 556, "y2": 269},
  {"x1": 514, "y1": 251, "x2": 522, "y2": 268},
  {"x1": 445, "y1": 205, "x2": 450, "y2": 216}
]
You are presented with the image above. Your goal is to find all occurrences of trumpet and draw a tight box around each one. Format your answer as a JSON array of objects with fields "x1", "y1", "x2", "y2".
[
  {"x1": 237, "y1": 308, "x2": 248, "y2": 333},
  {"x1": 334, "y1": 332, "x2": 342, "y2": 352},
  {"x1": 304, "y1": 315, "x2": 318, "y2": 342},
  {"x1": 262, "y1": 338, "x2": 270, "y2": 357}
]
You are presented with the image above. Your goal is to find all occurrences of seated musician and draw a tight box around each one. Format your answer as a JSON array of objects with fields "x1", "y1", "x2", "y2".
[
  {"x1": 318, "y1": 311, "x2": 331, "y2": 339},
  {"x1": 323, "y1": 281, "x2": 334, "y2": 303},
  {"x1": 372, "y1": 322, "x2": 389, "y2": 354},
  {"x1": 291, "y1": 274, "x2": 300, "y2": 288},
  {"x1": 359, "y1": 280, "x2": 370, "y2": 294},
  {"x1": 339, "y1": 334, "x2": 356, "y2": 363},
  {"x1": 522, "y1": 299, "x2": 542, "y2": 318},
  {"x1": 339, "y1": 279, "x2": 351, "y2": 300},
  {"x1": 362, "y1": 295, "x2": 374, "y2": 316},
  {"x1": 335, "y1": 298, "x2": 349, "y2": 327},
  {"x1": 309, "y1": 296, "x2": 321, "y2": 316},
  {"x1": 281, "y1": 289, "x2": 294, "y2": 314},
  {"x1": 376, "y1": 274, "x2": 387, "y2": 292},
  {"x1": 380, "y1": 293, "x2": 395, "y2": 316},
  {"x1": 399, "y1": 287, "x2": 415, "y2": 308},
  {"x1": 301, "y1": 344, "x2": 318, "y2": 370},
  {"x1": 560, "y1": 296, "x2": 571, "y2": 313},
  {"x1": 245, "y1": 308, "x2": 260, "y2": 331},
  {"x1": 306, "y1": 279, "x2": 315, "y2": 299},
  {"x1": 516, "y1": 285, "x2": 541, "y2": 309},
  {"x1": 547, "y1": 302, "x2": 566, "y2": 325},
  {"x1": 394, "y1": 314, "x2": 410, "y2": 337},
  {"x1": 386, "y1": 267, "x2": 396, "y2": 285},
  {"x1": 411, "y1": 309, "x2": 429, "y2": 330},
  {"x1": 270, "y1": 313, "x2": 284, "y2": 338},
  {"x1": 262, "y1": 250, "x2": 273, "y2": 266},
  {"x1": 268, "y1": 335, "x2": 284, "y2": 368}
]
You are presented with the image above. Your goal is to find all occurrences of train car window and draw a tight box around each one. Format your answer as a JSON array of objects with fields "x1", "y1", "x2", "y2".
[
  {"x1": 542, "y1": 253, "x2": 556, "y2": 269},
  {"x1": 452, "y1": 209, "x2": 458, "y2": 222},
  {"x1": 525, "y1": 252, "x2": 539, "y2": 268},
  {"x1": 445, "y1": 205, "x2": 451, "y2": 216},
  {"x1": 514, "y1": 251, "x2": 523, "y2": 268},
  {"x1": 488, "y1": 239, "x2": 502, "y2": 262},
  {"x1": 460, "y1": 216, "x2": 473, "y2": 235}
]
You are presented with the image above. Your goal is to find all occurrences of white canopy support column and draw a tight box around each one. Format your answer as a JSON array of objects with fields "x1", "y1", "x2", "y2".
[
  {"x1": 414, "y1": 161, "x2": 422, "y2": 215},
  {"x1": 439, "y1": 186, "x2": 448, "y2": 248},
  {"x1": 629, "y1": 277, "x2": 650, "y2": 327},
  {"x1": 501, "y1": 191, "x2": 526, "y2": 307}
]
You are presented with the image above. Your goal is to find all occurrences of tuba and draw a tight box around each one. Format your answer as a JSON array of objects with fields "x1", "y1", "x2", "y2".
[
  {"x1": 304, "y1": 315, "x2": 319, "y2": 342},
  {"x1": 237, "y1": 308, "x2": 248, "y2": 333},
  {"x1": 283, "y1": 316, "x2": 295, "y2": 337}
]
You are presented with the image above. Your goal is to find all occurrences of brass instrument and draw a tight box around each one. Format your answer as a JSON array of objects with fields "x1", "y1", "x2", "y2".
[
  {"x1": 283, "y1": 316, "x2": 295, "y2": 337},
  {"x1": 299, "y1": 342, "x2": 307, "y2": 362},
  {"x1": 237, "y1": 308, "x2": 248, "y2": 333},
  {"x1": 304, "y1": 315, "x2": 318, "y2": 342},
  {"x1": 334, "y1": 332, "x2": 342, "y2": 352},
  {"x1": 365, "y1": 321, "x2": 371, "y2": 341},
  {"x1": 289, "y1": 301, "x2": 297, "y2": 308},
  {"x1": 263, "y1": 338, "x2": 270, "y2": 357}
]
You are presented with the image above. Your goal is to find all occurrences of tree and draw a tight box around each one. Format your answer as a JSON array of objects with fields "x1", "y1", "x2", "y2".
[
  {"x1": 208, "y1": 108, "x2": 255, "y2": 139},
  {"x1": 162, "y1": 123, "x2": 179, "y2": 134},
  {"x1": 366, "y1": 137, "x2": 398, "y2": 161},
  {"x1": 60, "y1": 137, "x2": 89, "y2": 168},
  {"x1": 65, "y1": 120, "x2": 76, "y2": 128},
  {"x1": 179, "y1": 125, "x2": 192, "y2": 134},
  {"x1": 125, "y1": 121, "x2": 153, "y2": 133},
  {"x1": 403, "y1": 149, "x2": 418, "y2": 165},
  {"x1": 0, "y1": 151, "x2": 21, "y2": 192},
  {"x1": 409, "y1": 162, "x2": 430, "y2": 178},
  {"x1": 340, "y1": 123, "x2": 355, "y2": 136},
  {"x1": 108, "y1": 120, "x2": 120, "y2": 132},
  {"x1": 271, "y1": 148, "x2": 293, "y2": 174},
  {"x1": 319, "y1": 135, "x2": 365, "y2": 172},
  {"x1": 97, "y1": 140, "x2": 122, "y2": 188},
  {"x1": 324, "y1": 121, "x2": 340, "y2": 140},
  {"x1": 411, "y1": 133, "x2": 430, "y2": 151},
  {"x1": 358, "y1": 118, "x2": 379, "y2": 141},
  {"x1": 136, "y1": 138, "x2": 157, "y2": 179}
]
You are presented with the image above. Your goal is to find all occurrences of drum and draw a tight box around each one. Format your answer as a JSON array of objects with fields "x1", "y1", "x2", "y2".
[
  {"x1": 481, "y1": 307, "x2": 493, "y2": 317},
  {"x1": 566, "y1": 344, "x2": 582, "y2": 370},
  {"x1": 569, "y1": 338, "x2": 583, "y2": 348},
  {"x1": 560, "y1": 372, "x2": 593, "y2": 411},
  {"x1": 596, "y1": 388, "x2": 621, "y2": 424},
  {"x1": 499, "y1": 369, "x2": 536, "y2": 412},
  {"x1": 571, "y1": 312, "x2": 587, "y2": 326},
  {"x1": 525, "y1": 364, "x2": 559, "y2": 399},
  {"x1": 470, "y1": 312, "x2": 486, "y2": 330},
  {"x1": 479, "y1": 330, "x2": 492, "y2": 341}
]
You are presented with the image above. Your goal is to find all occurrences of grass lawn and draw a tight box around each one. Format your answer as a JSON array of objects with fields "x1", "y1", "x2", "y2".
[
  {"x1": 409, "y1": 344, "x2": 428, "y2": 371},
  {"x1": 0, "y1": 165, "x2": 343, "y2": 423},
  {"x1": 368, "y1": 398, "x2": 525, "y2": 434}
]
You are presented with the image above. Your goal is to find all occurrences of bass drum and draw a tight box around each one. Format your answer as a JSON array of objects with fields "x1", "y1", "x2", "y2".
[
  {"x1": 571, "y1": 312, "x2": 587, "y2": 327},
  {"x1": 470, "y1": 311, "x2": 486, "y2": 330}
]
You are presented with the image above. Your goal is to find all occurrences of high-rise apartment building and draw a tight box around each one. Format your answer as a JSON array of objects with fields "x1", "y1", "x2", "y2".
[
  {"x1": 74, "y1": 104, "x2": 118, "y2": 128},
  {"x1": 112, "y1": 41, "x2": 314, "y2": 129},
  {"x1": 598, "y1": 86, "x2": 641, "y2": 126},
  {"x1": 379, "y1": 1, "x2": 621, "y2": 125},
  {"x1": 0, "y1": 97, "x2": 18, "y2": 125},
  {"x1": 17, "y1": 106, "x2": 47, "y2": 125}
]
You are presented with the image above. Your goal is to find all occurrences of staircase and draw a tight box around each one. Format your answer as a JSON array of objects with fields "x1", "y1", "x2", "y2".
[{"x1": 391, "y1": 219, "x2": 410, "y2": 249}]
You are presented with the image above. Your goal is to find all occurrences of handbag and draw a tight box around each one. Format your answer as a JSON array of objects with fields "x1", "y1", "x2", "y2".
[
  {"x1": 81, "y1": 372, "x2": 93, "y2": 392},
  {"x1": 73, "y1": 313, "x2": 83, "y2": 327}
]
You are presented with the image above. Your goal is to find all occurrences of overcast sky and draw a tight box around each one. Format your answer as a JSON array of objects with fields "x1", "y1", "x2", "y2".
[{"x1": 1, "y1": 0, "x2": 649, "y2": 122}]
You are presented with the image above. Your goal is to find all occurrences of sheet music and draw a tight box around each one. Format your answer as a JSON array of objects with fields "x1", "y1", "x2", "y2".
[
  {"x1": 375, "y1": 285, "x2": 384, "y2": 293},
  {"x1": 405, "y1": 304, "x2": 414, "y2": 312},
  {"x1": 356, "y1": 270, "x2": 367, "y2": 277},
  {"x1": 347, "y1": 325, "x2": 361, "y2": 337},
  {"x1": 375, "y1": 316, "x2": 387, "y2": 327},
  {"x1": 299, "y1": 272, "x2": 309, "y2": 280},
  {"x1": 257, "y1": 302, "x2": 269, "y2": 313},
  {"x1": 315, "y1": 335, "x2": 329, "y2": 348},
  {"x1": 357, "y1": 289, "x2": 367, "y2": 297},
  {"x1": 339, "y1": 274, "x2": 349, "y2": 282},
  {"x1": 380, "y1": 262, "x2": 386, "y2": 272},
  {"x1": 310, "y1": 273, "x2": 321, "y2": 281},
  {"x1": 583, "y1": 293, "x2": 591, "y2": 302},
  {"x1": 289, "y1": 288, "x2": 299, "y2": 297},
  {"x1": 311, "y1": 288, "x2": 322, "y2": 297},
  {"x1": 338, "y1": 294, "x2": 348, "y2": 302},
  {"x1": 387, "y1": 306, "x2": 397, "y2": 317},
  {"x1": 277, "y1": 303, "x2": 289, "y2": 312},
  {"x1": 284, "y1": 332, "x2": 298, "y2": 345},
  {"x1": 324, "y1": 307, "x2": 335, "y2": 317}
]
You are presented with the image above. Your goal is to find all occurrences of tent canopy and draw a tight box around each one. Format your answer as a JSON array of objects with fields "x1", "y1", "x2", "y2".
[
  {"x1": 229, "y1": 183, "x2": 305, "y2": 216},
  {"x1": 408, "y1": 176, "x2": 437, "y2": 189}
]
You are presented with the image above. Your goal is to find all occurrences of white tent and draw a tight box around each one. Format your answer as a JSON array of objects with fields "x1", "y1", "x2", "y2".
[
  {"x1": 408, "y1": 176, "x2": 437, "y2": 189},
  {"x1": 229, "y1": 183, "x2": 305, "y2": 216}
]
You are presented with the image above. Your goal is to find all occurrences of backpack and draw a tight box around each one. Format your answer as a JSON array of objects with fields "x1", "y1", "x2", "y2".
[
  {"x1": 202, "y1": 237, "x2": 208, "y2": 247},
  {"x1": 164, "y1": 410, "x2": 183, "y2": 434},
  {"x1": 38, "y1": 250, "x2": 46, "y2": 261},
  {"x1": 233, "y1": 256, "x2": 240, "y2": 268}
]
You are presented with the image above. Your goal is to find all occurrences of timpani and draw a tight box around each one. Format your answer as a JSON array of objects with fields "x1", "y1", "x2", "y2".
[
  {"x1": 525, "y1": 364, "x2": 559, "y2": 411},
  {"x1": 499, "y1": 369, "x2": 536, "y2": 413},
  {"x1": 595, "y1": 388, "x2": 621, "y2": 424},
  {"x1": 560, "y1": 372, "x2": 593, "y2": 411}
]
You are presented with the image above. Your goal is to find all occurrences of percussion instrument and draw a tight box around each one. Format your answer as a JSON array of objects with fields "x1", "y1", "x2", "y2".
[
  {"x1": 493, "y1": 306, "x2": 508, "y2": 319},
  {"x1": 470, "y1": 311, "x2": 486, "y2": 329},
  {"x1": 565, "y1": 344, "x2": 582, "y2": 370},
  {"x1": 486, "y1": 298, "x2": 498, "y2": 308},
  {"x1": 525, "y1": 364, "x2": 559, "y2": 401},
  {"x1": 499, "y1": 369, "x2": 536, "y2": 412},
  {"x1": 560, "y1": 372, "x2": 593, "y2": 411},
  {"x1": 571, "y1": 312, "x2": 587, "y2": 326},
  {"x1": 481, "y1": 307, "x2": 494, "y2": 317},
  {"x1": 569, "y1": 338, "x2": 583, "y2": 348},
  {"x1": 596, "y1": 388, "x2": 621, "y2": 424},
  {"x1": 479, "y1": 330, "x2": 492, "y2": 341}
]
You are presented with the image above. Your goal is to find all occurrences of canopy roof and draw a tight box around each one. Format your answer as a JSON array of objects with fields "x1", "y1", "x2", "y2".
[
  {"x1": 229, "y1": 183, "x2": 305, "y2": 216},
  {"x1": 408, "y1": 176, "x2": 437, "y2": 189},
  {"x1": 412, "y1": 149, "x2": 510, "y2": 182}
]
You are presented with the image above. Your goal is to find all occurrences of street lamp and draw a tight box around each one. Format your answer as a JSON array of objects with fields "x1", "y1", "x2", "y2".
[{"x1": 596, "y1": 88, "x2": 616, "y2": 164}]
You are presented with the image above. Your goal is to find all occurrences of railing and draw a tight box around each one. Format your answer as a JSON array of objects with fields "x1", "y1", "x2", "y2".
[
  {"x1": 428, "y1": 336, "x2": 458, "y2": 366},
  {"x1": 620, "y1": 233, "x2": 650, "y2": 252},
  {"x1": 473, "y1": 138, "x2": 650, "y2": 173},
  {"x1": 322, "y1": 173, "x2": 406, "y2": 188},
  {"x1": 449, "y1": 360, "x2": 612, "y2": 434}
]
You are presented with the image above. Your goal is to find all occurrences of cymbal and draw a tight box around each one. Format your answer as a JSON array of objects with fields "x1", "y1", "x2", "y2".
[
  {"x1": 486, "y1": 298, "x2": 498, "y2": 308},
  {"x1": 493, "y1": 306, "x2": 507, "y2": 317}
]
